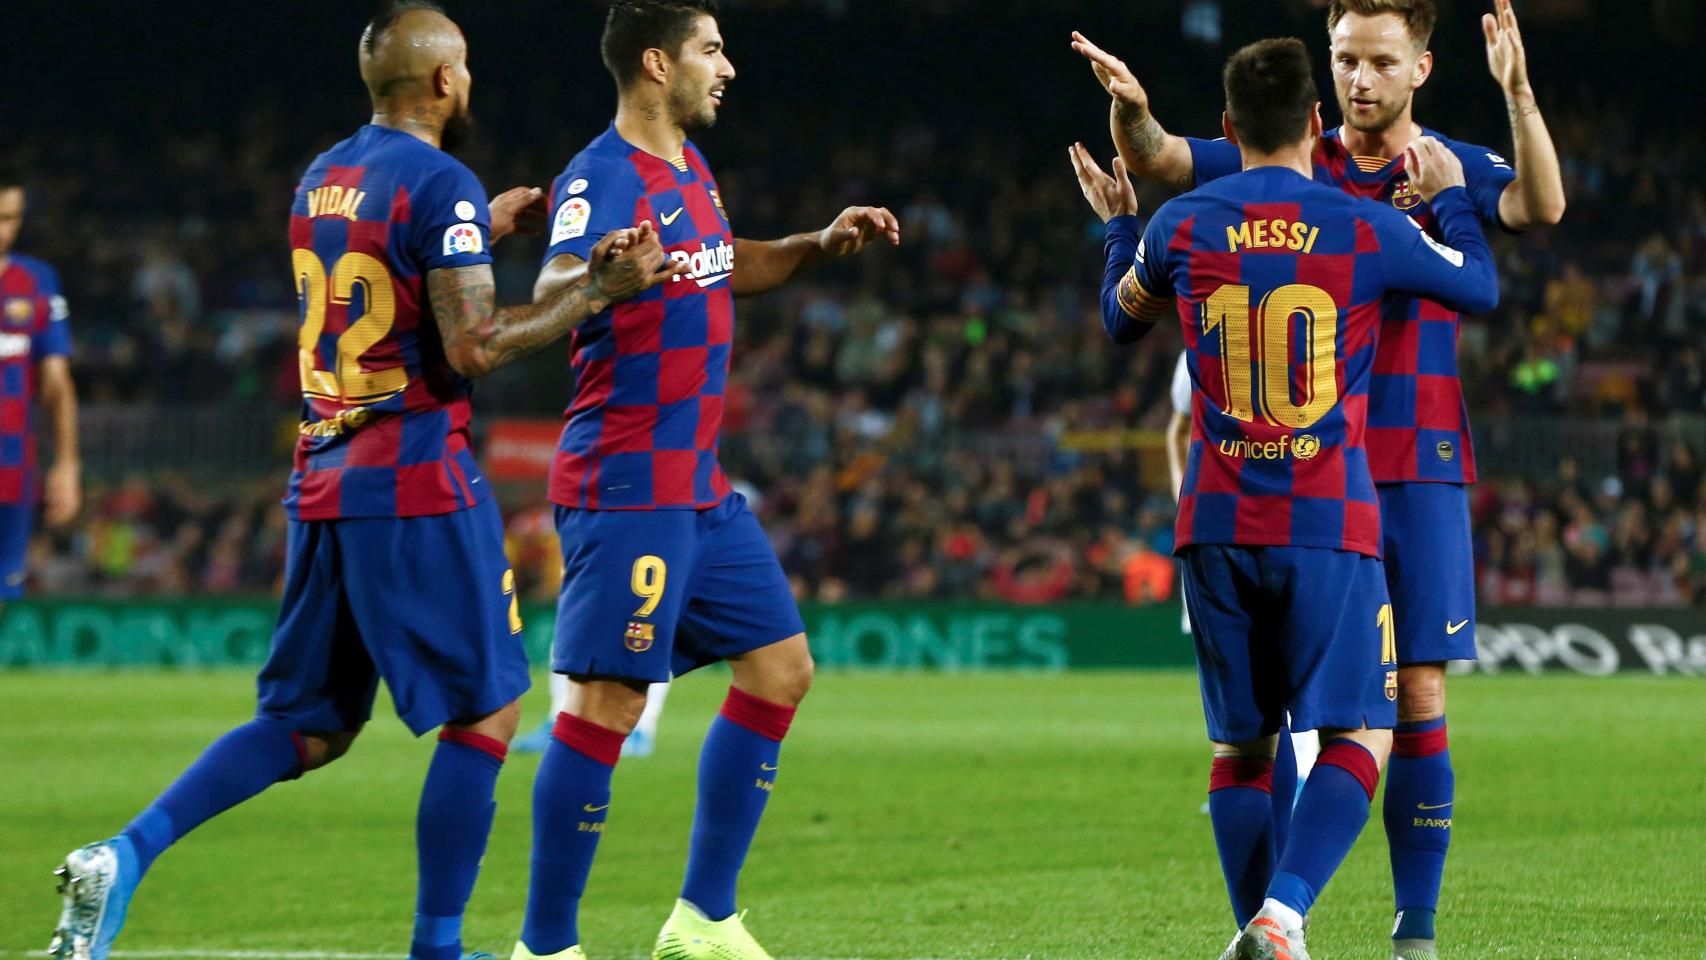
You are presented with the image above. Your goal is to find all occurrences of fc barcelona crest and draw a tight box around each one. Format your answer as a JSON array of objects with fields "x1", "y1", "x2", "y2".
[
  {"x1": 625, "y1": 621, "x2": 656, "y2": 653},
  {"x1": 1390, "y1": 179, "x2": 1423, "y2": 211},
  {"x1": 1385, "y1": 669, "x2": 1399, "y2": 701},
  {"x1": 4, "y1": 297, "x2": 33, "y2": 327}
]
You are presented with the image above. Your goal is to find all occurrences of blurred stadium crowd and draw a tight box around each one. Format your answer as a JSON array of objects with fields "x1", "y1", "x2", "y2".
[{"x1": 8, "y1": 1, "x2": 1703, "y2": 606}]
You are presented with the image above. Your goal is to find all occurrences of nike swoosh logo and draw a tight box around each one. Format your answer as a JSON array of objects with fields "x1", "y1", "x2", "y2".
[
  {"x1": 659, "y1": 207, "x2": 685, "y2": 226},
  {"x1": 694, "y1": 272, "x2": 730, "y2": 288},
  {"x1": 1446, "y1": 620, "x2": 1470, "y2": 635},
  {"x1": 582, "y1": 803, "x2": 610, "y2": 813},
  {"x1": 760, "y1": 763, "x2": 779, "y2": 772},
  {"x1": 1416, "y1": 802, "x2": 1453, "y2": 811}
]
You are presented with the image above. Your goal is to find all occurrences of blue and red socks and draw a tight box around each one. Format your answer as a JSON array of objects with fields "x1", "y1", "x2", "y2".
[
  {"x1": 1207, "y1": 756, "x2": 1276, "y2": 927},
  {"x1": 1265, "y1": 738, "x2": 1382, "y2": 921},
  {"x1": 520, "y1": 713, "x2": 626, "y2": 955},
  {"x1": 679, "y1": 687, "x2": 797, "y2": 921},
  {"x1": 119, "y1": 717, "x2": 306, "y2": 877},
  {"x1": 411, "y1": 729, "x2": 508, "y2": 960},
  {"x1": 1385, "y1": 716, "x2": 1453, "y2": 942}
]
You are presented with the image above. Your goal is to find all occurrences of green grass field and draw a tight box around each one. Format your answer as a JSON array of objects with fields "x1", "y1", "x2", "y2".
[{"x1": 3, "y1": 670, "x2": 1702, "y2": 959}]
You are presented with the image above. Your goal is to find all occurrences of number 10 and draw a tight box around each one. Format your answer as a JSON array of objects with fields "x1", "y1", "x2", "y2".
[{"x1": 1202, "y1": 282, "x2": 1340, "y2": 430}]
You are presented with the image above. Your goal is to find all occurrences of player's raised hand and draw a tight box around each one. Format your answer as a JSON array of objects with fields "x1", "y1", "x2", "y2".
[
  {"x1": 817, "y1": 206, "x2": 901, "y2": 256},
  {"x1": 1070, "y1": 31, "x2": 1149, "y2": 114},
  {"x1": 1405, "y1": 136, "x2": 1467, "y2": 201},
  {"x1": 1069, "y1": 142, "x2": 1139, "y2": 223},
  {"x1": 1483, "y1": 0, "x2": 1531, "y2": 95},
  {"x1": 43, "y1": 460, "x2": 81, "y2": 528},
  {"x1": 589, "y1": 221, "x2": 689, "y2": 302},
  {"x1": 489, "y1": 186, "x2": 548, "y2": 243}
]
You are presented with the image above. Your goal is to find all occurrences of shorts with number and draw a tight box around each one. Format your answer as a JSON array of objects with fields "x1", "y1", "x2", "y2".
[
  {"x1": 256, "y1": 497, "x2": 530, "y2": 736},
  {"x1": 1379, "y1": 481, "x2": 1478, "y2": 663},
  {"x1": 552, "y1": 492, "x2": 805, "y2": 683},
  {"x1": 1181, "y1": 543, "x2": 1396, "y2": 742},
  {"x1": 0, "y1": 502, "x2": 33, "y2": 600}
]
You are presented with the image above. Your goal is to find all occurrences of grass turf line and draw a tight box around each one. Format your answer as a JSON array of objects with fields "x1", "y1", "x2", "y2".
[{"x1": 2, "y1": 671, "x2": 1701, "y2": 959}]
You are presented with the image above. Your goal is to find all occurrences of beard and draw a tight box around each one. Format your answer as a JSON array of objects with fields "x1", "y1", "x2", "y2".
[
  {"x1": 669, "y1": 82, "x2": 718, "y2": 132},
  {"x1": 441, "y1": 104, "x2": 477, "y2": 153},
  {"x1": 1338, "y1": 90, "x2": 1409, "y2": 134}
]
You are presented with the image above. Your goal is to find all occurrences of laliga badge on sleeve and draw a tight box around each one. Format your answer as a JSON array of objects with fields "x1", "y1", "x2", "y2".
[
  {"x1": 443, "y1": 223, "x2": 484, "y2": 256},
  {"x1": 552, "y1": 197, "x2": 592, "y2": 245}
]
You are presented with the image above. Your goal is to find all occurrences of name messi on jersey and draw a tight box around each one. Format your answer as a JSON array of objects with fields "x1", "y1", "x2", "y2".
[
  {"x1": 1226, "y1": 217, "x2": 1320, "y2": 254},
  {"x1": 671, "y1": 240, "x2": 734, "y2": 288},
  {"x1": 306, "y1": 185, "x2": 368, "y2": 221}
]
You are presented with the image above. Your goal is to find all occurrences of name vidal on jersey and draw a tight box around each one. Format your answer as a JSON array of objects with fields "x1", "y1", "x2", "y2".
[
  {"x1": 1226, "y1": 217, "x2": 1320, "y2": 254},
  {"x1": 306, "y1": 185, "x2": 367, "y2": 220},
  {"x1": 671, "y1": 240, "x2": 734, "y2": 288}
]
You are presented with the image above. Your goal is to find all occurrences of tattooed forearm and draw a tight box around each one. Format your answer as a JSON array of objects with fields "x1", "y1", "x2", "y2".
[
  {"x1": 1117, "y1": 103, "x2": 1167, "y2": 162},
  {"x1": 428, "y1": 264, "x2": 608, "y2": 378}
]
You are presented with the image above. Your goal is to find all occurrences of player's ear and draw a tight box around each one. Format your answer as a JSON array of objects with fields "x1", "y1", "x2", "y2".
[
  {"x1": 1309, "y1": 102, "x2": 1324, "y2": 139},
  {"x1": 1411, "y1": 49, "x2": 1433, "y2": 89},
  {"x1": 433, "y1": 62, "x2": 454, "y2": 99},
  {"x1": 641, "y1": 47, "x2": 670, "y2": 86},
  {"x1": 1221, "y1": 111, "x2": 1238, "y2": 146}
]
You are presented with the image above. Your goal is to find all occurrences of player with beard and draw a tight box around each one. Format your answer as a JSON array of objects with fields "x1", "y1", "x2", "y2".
[
  {"x1": 1072, "y1": 3, "x2": 1564, "y2": 958},
  {"x1": 511, "y1": 3, "x2": 898, "y2": 960},
  {"x1": 46, "y1": 5, "x2": 681, "y2": 960}
]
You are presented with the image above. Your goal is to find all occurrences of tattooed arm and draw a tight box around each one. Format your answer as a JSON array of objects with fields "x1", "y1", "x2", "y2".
[
  {"x1": 1485, "y1": 0, "x2": 1565, "y2": 228},
  {"x1": 1071, "y1": 31, "x2": 1196, "y2": 191},
  {"x1": 431, "y1": 223, "x2": 682, "y2": 378}
]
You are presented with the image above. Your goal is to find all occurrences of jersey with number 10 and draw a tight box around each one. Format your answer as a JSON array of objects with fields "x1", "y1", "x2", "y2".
[
  {"x1": 1190, "y1": 128, "x2": 1515, "y2": 483},
  {"x1": 1104, "y1": 167, "x2": 1497, "y2": 557},
  {"x1": 286, "y1": 124, "x2": 494, "y2": 520}
]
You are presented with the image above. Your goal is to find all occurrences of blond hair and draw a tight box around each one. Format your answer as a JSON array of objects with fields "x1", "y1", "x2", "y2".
[{"x1": 1327, "y1": 0, "x2": 1436, "y2": 51}]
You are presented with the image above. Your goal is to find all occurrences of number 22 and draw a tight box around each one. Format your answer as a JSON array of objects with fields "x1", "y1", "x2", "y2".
[{"x1": 292, "y1": 249, "x2": 408, "y2": 403}]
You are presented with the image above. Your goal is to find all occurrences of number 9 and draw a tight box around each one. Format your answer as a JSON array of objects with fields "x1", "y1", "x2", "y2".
[{"x1": 631, "y1": 555, "x2": 667, "y2": 618}]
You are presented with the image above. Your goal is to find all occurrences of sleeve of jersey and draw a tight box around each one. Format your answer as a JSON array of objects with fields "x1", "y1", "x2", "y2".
[
  {"x1": 411, "y1": 162, "x2": 494, "y2": 272},
  {"x1": 1373, "y1": 187, "x2": 1499, "y2": 315},
  {"x1": 34, "y1": 264, "x2": 72, "y2": 358},
  {"x1": 1186, "y1": 137, "x2": 1240, "y2": 188},
  {"x1": 1453, "y1": 140, "x2": 1518, "y2": 232},
  {"x1": 544, "y1": 158, "x2": 641, "y2": 264},
  {"x1": 1100, "y1": 214, "x2": 1174, "y2": 344}
]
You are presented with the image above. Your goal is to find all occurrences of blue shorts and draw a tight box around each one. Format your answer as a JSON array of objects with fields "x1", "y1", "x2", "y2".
[
  {"x1": 256, "y1": 497, "x2": 531, "y2": 736},
  {"x1": 1378, "y1": 482, "x2": 1478, "y2": 663},
  {"x1": 0, "y1": 502, "x2": 31, "y2": 600},
  {"x1": 1181, "y1": 544, "x2": 1397, "y2": 742},
  {"x1": 553, "y1": 492, "x2": 805, "y2": 683}
]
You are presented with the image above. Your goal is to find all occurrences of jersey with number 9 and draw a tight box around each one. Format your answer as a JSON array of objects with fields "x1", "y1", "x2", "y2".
[
  {"x1": 286, "y1": 124, "x2": 494, "y2": 520},
  {"x1": 1101, "y1": 166, "x2": 1497, "y2": 557}
]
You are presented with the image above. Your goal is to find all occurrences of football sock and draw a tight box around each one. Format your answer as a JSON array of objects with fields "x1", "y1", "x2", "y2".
[
  {"x1": 1207, "y1": 756, "x2": 1276, "y2": 927},
  {"x1": 1270, "y1": 726, "x2": 1297, "y2": 858},
  {"x1": 1386, "y1": 716, "x2": 1453, "y2": 941},
  {"x1": 412, "y1": 730, "x2": 507, "y2": 960},
  {"x1": 679, "y1": 687, "x2": 796, "y2": 921},
  {"x1": 1266, "y1": 738, "x2": 1381, "y2": 918},
  {"x1": 120, "y1": 717, "x2": 305, "y2": 877},
  {"x1": 520, "y1": 713, "x2": 625, "y2": 954}
]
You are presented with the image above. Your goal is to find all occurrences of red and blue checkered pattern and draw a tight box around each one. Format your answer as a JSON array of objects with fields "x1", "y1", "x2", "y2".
[
  {"x1": 1190, "y1": 128, "x2": 1515, "y2": 484},
  {"x1": 0, "y1": 254, "x2": 72, "y2": 505},
  {"x1": 544, "y1": 126, "x2": 734, "y2": 511},
  {"x1": 1106, "y1": 168, "x2": 1496, "y2": 558},
  {"x1": 285, "y1": 125, "x2": 494, "y2": 520}
]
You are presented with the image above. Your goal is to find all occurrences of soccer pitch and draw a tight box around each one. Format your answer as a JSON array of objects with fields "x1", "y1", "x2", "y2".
[{"x1": 3, "y1": 670, "x2": 1701, "y2": 960}]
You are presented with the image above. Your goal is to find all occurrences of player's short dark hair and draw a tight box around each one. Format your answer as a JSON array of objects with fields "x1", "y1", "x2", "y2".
[
  {"x1": 1223, "y1": 38, "x2": 1319, "y2": 155},
  {"x1": 364, "y1": 0, "x2": 448, "y2": 54},
  {"x1": 601, "y1": 0, "x2": 720, "y2": 88},
  {"x1": 1327, "y1": 0, "x2": 1436, "y2": 51}
]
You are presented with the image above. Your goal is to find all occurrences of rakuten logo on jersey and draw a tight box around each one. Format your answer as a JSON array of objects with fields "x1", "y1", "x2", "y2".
[{"x1": 671, "y1": 240, "x2": 734, "y2": 288}]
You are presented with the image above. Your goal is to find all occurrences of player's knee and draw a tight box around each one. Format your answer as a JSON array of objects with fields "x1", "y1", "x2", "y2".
[
  {"x1": 1212, "y1": 734, "x2": 1279, "y2": 760},
  {"x1": 298, "y1": 729, "x2": 361, "y2": 771},
  {"x1": 1320, "y1": 726, "x2": 1393, "y2": 769},
  {"x1": 445, "y1": 699, "x2": 523, "y2": 745},
  {"x1": 567, "y1": 676, "x2": 648, "y2": 735},
  {"x1": 1396, "y1": 664, "x2": 1447, "y2": 722},
  {"x1": 764, "y1": 636, "x2": 815, "y2": 706}
]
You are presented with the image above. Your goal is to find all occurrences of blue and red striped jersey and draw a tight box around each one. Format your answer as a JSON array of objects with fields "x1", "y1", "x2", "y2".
[
  {"x1": 1101, "y1": 167, "x2": 1498, "y2": 557},
  {"x1": 1189, "y1": 128, "x2": 1515, "y2": 484},
  {"x1": 543, "y1": 124, "x2": 734, "y2": 511},
  {"x1": 286, "y1": 125, "x2": 494, "y2": 520},
  {"x1": 0, "y1": 254, "x2": 72, "y2": 504}
]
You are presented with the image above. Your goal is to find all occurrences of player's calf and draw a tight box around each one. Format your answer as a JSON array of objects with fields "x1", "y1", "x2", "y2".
[
  {"x1": 1207, "y1": 736, "x2": 1281, "y2": 928},
  {"x1": 1386, "y1": 664, "x2": 1454, "y2": 955}
]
